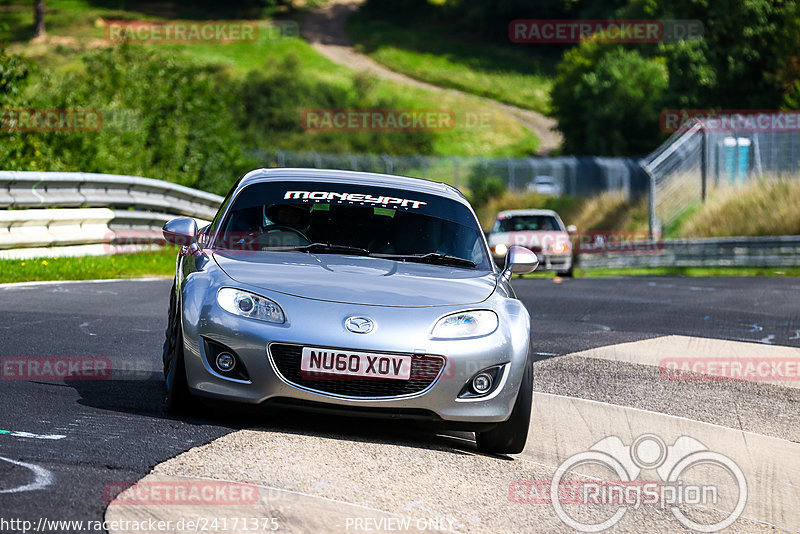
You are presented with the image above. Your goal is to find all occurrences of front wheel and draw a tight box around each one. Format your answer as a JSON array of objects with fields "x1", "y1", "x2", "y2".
[
  {"x1": 475, "y1": 354, "x2": 532, "y2": 455},
  {"x1": 163, "y1": 282, "x2": 194, "y2": 414}
]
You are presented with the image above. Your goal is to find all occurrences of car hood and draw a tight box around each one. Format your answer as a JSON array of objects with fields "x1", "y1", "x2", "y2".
[{"x1": 213, "y1": 251, "x2": 497, "y2": 307}]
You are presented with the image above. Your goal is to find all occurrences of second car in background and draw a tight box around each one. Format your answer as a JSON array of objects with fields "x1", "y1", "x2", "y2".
[{"x1": 487, "y1": 209, "x2": 575, "y2": 277}]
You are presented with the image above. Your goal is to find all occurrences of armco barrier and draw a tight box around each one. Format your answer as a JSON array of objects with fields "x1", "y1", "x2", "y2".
[
  {"x1": 576, "y1": 235, "x2": 800, "y2": 269},
  {"x1": 1, "y1": 171, "x2": 796, "y2": 267},
  {"x1": 0, "y1": 172, "x2": 220, "y2": 259},
  {"x1": 0, "y1": 171, "x2": 223, "y2": 220}
]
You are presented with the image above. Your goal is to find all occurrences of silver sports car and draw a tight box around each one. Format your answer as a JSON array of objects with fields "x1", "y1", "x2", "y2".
[{"x1": 162, "y1": 168, "x2": 538, "y2": 454}]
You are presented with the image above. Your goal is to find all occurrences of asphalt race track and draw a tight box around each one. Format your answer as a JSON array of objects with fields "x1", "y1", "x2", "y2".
[{"x1": 1, "y1": 277, "x2": 799, "y2": 533}]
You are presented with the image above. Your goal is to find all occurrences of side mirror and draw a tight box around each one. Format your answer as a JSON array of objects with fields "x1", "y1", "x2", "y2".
[
  {"x1": 502, "y1": 245, "x2": 539, "y2": 279},
  {"x1": 163, "y1": 217, "x2": 198, "y2": 247},
  {"x1": 566, "y1": 225, "x2": 577, "y2": 233}
]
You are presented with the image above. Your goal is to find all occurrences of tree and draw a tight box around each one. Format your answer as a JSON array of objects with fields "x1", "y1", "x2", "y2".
[
  {"x1": 551, "y1": 41, "x2": 668, "y2": 156},
  {"x1": 0, "y1": 49, "x2": 30, "y2": 105},
  {"x1": 627, "y1": 0, "x2": 800, "y2": 109},
  {"x1": 33, "y1": 0, "x2": 46, "y2": 38}
]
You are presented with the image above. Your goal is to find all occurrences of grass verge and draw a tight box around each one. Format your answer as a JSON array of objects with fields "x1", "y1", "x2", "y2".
[
  {"x1": 478, "y1": 176, "x2": 800, "y2": 238},
  {"x1": 476, "y1": 191, "x2": 649, "y2": 232},
  {"x1": 0, "y1": 250, "x2": 177, "y2": 284},
  {"x1": 675, "y1": 178, "x2": 800, "y2": 237},
  {"x1": 2, "y1": 251, "x2": 797, "y2": 284},
  {"x1": 347, "y1": 6, "x2": 555, "y2": 115},
  {"x1": 4, "y1": 0, "x2": 539, "y2": 158}
]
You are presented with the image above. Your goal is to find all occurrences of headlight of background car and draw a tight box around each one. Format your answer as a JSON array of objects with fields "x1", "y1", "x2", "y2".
[
  {"x1": 431, "y1": 310, "x2": 498, "y2": 339},
  {"x1": 493, "y1": 243, "x2": 508, "y2": 256},
  {"x1": 217, "y1": 288, "x2": 285, "y2": 324}
]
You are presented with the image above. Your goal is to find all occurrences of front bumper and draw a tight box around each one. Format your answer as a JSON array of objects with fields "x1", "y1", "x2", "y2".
[{"x1": 179, "y1": 276, "x2": 531, "y2": 425}]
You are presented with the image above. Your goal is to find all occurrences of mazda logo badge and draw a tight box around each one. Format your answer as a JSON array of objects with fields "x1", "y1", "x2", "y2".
[{"x1": 345, "y1": 316, "x2": 375, "y2": 334}]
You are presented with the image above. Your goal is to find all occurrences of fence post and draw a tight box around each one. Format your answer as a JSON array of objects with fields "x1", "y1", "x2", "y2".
[
  {"x1": 642, "y1": 161, "x2": 657, "y2": 240},
  {"x1": 701, "y1": 126, "x2": 707, "y2": 203},
  {"x1": 381, "y1": 154, "x2": 393, "y2": 174}
]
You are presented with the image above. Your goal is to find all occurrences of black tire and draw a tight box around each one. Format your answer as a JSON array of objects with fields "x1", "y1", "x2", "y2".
[
  {"x1": 559, "y1": 265, "x2": 574, "y2": 278},
  {"x1": 163, "y1": 282, "x2": 194, "y2": 414},
  {"x1": 475, "y1": 354, "x2": 532, "y2": 455}
]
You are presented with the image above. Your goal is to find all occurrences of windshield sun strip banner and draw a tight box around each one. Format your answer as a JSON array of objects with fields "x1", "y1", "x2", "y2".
[{"x1": 283, "y1": 190, "x2": 427, "y2": 209}]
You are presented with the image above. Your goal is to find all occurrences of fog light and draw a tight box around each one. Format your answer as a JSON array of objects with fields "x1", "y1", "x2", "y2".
[
  {"x1": 472, "y1": 372, "x2": 493, "y2": 394},
  {"x1": 216, "y1": 352, "x2": 236, "y2": 372}
]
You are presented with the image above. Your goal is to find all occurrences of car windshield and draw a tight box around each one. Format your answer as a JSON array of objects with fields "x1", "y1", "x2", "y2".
[
  {"x1": 212, "y1": 180, "x2": 491, "y2": 270},
  {"x1": 493, "y1": 215, "x2": 561, "y2": 233}
]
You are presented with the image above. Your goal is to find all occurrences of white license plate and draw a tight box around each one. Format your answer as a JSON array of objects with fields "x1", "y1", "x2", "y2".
[{"x1": 300, "y1": 347, "x2": 412, "y2": 381}]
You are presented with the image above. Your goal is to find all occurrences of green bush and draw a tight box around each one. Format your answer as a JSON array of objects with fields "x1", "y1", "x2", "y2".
[
  {"x1": 13, "y1": 46, "x2": 252, "y2": 194},
  {"x1": 551, "y1": 42, "x2": 668, "y2": 156},
  {"x1": 2, "y1": 45, "x2": 438, "y2": 192},
  {"x1": 235, "y1": 55, "x2": 435, "y2": 156},
  {"x1": 0, "y1": 48, "x2": 30, "y2": 106},
  {"x1": 466, "y1": 162, "x2": 506, "y2": 208}
]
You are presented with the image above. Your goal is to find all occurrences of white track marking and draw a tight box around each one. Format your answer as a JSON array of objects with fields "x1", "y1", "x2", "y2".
[{"x1": 0, "y1": 456, "x2": 54, "y2": 493}]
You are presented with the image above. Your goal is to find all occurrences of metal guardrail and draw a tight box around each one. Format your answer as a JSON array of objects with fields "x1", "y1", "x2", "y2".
[
  {"x1": 1, "y1": 171, "x2": 796, "y2": 268},
  {"x1": 576, "y1": 235, "x2": 800, "y2": 269},
  {"x1": 0, "y1": 172, "x2": 221, "y2": 259},
  {"x1": 0, "y1": 171, "x2": 223, "y2": 220}
]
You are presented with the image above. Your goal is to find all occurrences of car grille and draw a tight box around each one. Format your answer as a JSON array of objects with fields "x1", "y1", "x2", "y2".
[{"x1": 269, "y1": 343, "x2": 445, "y2": 398}]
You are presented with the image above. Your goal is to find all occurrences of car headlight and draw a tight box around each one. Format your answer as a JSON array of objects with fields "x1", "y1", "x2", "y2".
[
  {"x1": 552, "y1": 240, "x2": 570, "y2": 254},
  {"x1": 431, "y1": 310, "x2": 498, "y2": 339},
  {"x1": 217, "y1": 288, "x2": 285, "y2": 324},
  {"x1": 493, "y1": 243, "x2": 508, "y2": 256}
]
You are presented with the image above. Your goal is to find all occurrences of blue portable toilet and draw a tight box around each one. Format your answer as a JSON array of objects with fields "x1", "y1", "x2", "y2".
[{"x1": 722, "y1": 137, "x2": 751, "y2": 184}]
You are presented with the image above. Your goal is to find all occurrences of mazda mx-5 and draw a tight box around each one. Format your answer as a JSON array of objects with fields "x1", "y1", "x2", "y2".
[{"x1": 161, "y1": 168, "x2": 537, "y2": 454}]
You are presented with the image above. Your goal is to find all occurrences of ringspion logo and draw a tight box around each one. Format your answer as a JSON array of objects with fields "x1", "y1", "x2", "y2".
[{"x1": 511, "y1": 434, "x2": 747, "y2": 532}]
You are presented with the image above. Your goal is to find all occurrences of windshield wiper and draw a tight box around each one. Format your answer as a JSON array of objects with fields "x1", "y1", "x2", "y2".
[
  {"x1": 372, "y1": 252, "x2": 477, "y2": 268},
  {"x1": 288, "y1": 243, "x2": 372, "y2": 256}
]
